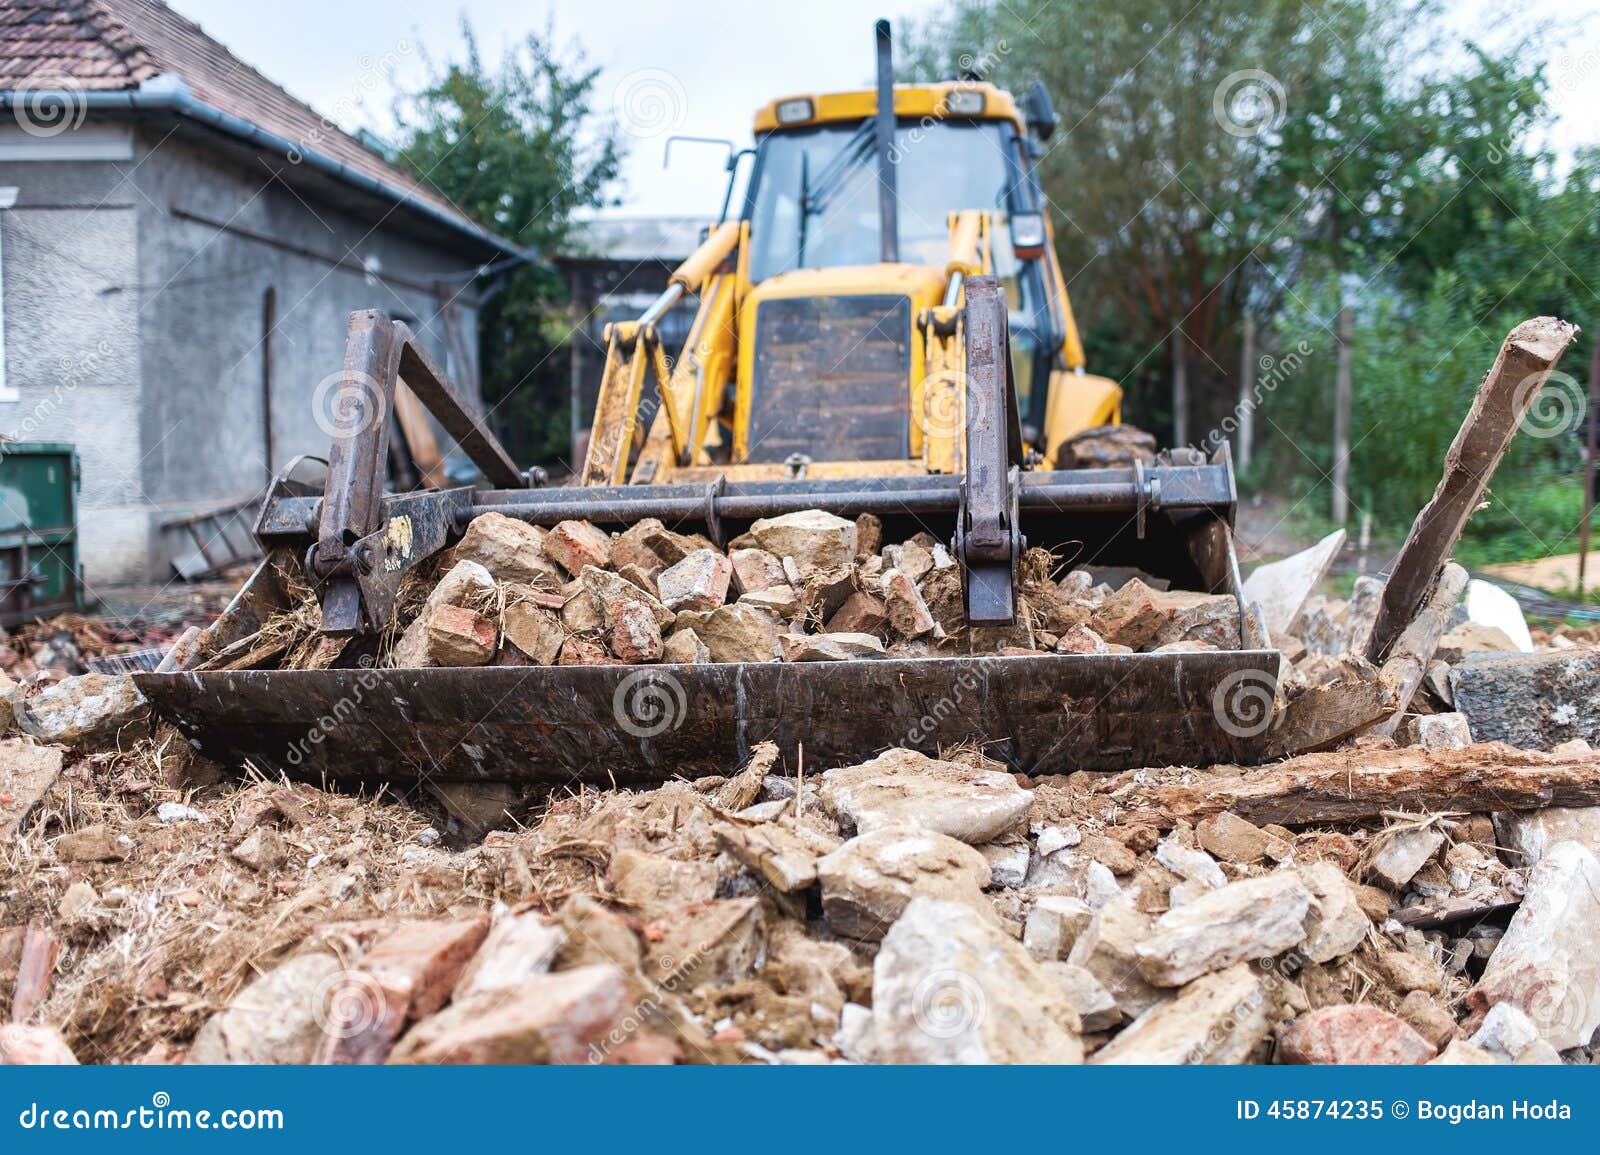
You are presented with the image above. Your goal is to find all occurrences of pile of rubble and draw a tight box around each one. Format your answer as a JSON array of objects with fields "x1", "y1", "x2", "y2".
[
  {"x1": 6, "y1": 726, "x2": 1600, "y2": 1066},
  {"x1": 193, "y1": 508, "x2": 1246, "y2": 672}
]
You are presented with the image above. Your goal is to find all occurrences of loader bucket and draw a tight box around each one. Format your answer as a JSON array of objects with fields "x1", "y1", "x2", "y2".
[{"x1": 136, "y1": 648, "x2": 1280, "y2": 785}]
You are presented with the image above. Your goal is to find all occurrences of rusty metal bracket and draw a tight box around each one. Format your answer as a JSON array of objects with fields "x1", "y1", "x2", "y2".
[
  {"x1": 958, "y1": 276, "x2": 1026, "y2": 624},
  {"x1": 303, "y1": 309, "x2": 525, "y2": 634}
]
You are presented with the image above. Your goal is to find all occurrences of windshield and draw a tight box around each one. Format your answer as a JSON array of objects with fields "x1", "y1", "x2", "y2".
[{"x1": 745, "y1": 120, "x2": 1022, "y2": 283}]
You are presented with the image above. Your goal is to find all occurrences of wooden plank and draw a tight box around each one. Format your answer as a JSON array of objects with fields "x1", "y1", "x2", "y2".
[
  {"x1": 1263, "y1": 674, "x2": 1397, "y2": 759},
  {"x1": 393, "y1": 382, "x2": 448, "y2": 489},
  {"x1": 1368, "y1": 561, "x2": 1469, "y2": 739},
  {"x1": 1113, "y1": 745, "x2": 1600, "y2": 828},
  {"x1": 1367, "y1": 316, "x2": 1578, "y2": 662}
]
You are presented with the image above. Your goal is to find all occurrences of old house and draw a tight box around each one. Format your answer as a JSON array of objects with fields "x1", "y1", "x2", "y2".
[{"x1": 0, "y1": 0, "x2": 519, "y2": 583}]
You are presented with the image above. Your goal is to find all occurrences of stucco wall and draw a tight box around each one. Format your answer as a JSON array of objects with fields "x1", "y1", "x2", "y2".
[
  {"x1": 0, "y1": 117, "x2": 482, "y2": 586},
  {"x1": 0, "y1": 139, "x2": 145, "y2": 586}
]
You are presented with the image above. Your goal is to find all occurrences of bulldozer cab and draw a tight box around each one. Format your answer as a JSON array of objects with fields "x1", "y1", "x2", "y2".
[{"x1": 736, "y1": 93, "x2": 1062, "y2": 464}]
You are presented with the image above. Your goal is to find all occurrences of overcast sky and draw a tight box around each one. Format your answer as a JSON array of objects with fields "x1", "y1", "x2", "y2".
[{"x1": 167, "y1": 0, "x2": 1600, "y2": 221}]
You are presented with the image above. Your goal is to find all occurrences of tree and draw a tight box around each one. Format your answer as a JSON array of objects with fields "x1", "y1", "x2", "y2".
[
  {"x1": 906, "y1": 1, "x2": 1488, "y2": 443},
  {"x1": 393, "y1": 22, "x2": 621, "y2": 464}
]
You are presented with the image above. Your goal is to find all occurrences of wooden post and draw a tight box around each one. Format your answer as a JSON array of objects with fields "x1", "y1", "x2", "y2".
[
  {"x1": 1365, "y1": 316, "x2": 1579, "y2": 664},
  {"x1": 1331, "y1": 305, "x2": 1353, "y2": 524},
  {"x1": 1171, "y1": 326, "x2": 1189, "y2": 448},
  {"x1": 1237, "y1": 314, "x2": 1256, "y2": 472}
]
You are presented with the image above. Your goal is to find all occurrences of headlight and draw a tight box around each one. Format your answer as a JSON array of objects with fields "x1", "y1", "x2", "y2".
[
  {"x1": 944, "y1": 89, "x2": 985, "y2": 116},
  {"x1": 775, "y1": 98, "x2": 814, "y2": 125},
  {"x1": 1010, "y1": 212, "x2": 1046, "y2": 259}
]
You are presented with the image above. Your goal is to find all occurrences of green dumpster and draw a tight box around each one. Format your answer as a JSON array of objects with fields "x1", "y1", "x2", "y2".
[{"x1": 0, "y1": 441, "x2": 84, "y2": 624}]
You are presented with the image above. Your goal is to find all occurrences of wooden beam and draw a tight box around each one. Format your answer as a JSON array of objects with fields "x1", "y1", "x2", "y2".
[
  {"x1": 1113, "y1": 745, "x2": 1600, "y2": 829},
  {"x1": 1367, "y1": 316, "x2": 1578, "y2": 662},
  {"x1": 1367, "y1": 561, "x2": 1468, "y2": 739}
]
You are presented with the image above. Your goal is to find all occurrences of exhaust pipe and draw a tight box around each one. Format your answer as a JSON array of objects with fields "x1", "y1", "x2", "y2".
[{"x1": 874, "y1": 19, "x2": 899, "y2": 263}]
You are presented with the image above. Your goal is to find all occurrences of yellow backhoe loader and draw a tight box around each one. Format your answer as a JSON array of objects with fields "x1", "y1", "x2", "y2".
[{"x1": 139, "y1": 21, "x2": 1274, "y2": 784}]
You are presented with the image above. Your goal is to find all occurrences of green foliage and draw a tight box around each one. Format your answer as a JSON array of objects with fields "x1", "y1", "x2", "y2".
[
  {"x1": 392, "y1": 22, "x2": 621, "y2": 464},
  {"x1": 913, "y1": 0, "x2": 1598, "y2": 563}
]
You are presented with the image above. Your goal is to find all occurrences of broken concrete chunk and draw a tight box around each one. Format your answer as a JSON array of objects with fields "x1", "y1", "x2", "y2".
[
  {"x1": 643, "y1": 897, "x2": 765, "y2": 989},
  {"x1": 656, "y1": 548, "x2": 734, "y2": 613},
  {"x1": 392, "y1": 964, "x2": 660, "y2": 1064},
  {"x1": 730, "y1": 547, "x2": 786, "y2": 594},
  {"x1": 501, "y1": 598, "x2": 566, "y2": 664},
  {"x1": 1364, "y1": 826, "x2": 1445, "y2": 890},
  {"x1": 881, "y1": 568, "x2": 936, "y2": 640},
  {"x1": 609, "y1": 518, "x2": 668, "y2": 573},
  {"x1": 672, "y1": 602, "x2": 784, "y2": 663},
  {"x1": 1135, "y1": 873, "x2": 1314, "y2": 986},
  {"x1": 1278, "y1": 1005, "x2": 1437, "y2": 1064},
  {"x1": 453, "y1": 512, "x2": 560, "y2": 585},
  {"x1": 716, "y1": 820, "x2": 838, "y2": 893},
  {"x1": 1451, "y1": 650, "x2": 1600, "y2": 750},
  {"x1": 580, "y1": 565, "x2": 675, "y2": 631},
  {"x1": 739, "y1": 584, "x2": 799, "y2": 620},
  {"x1": 187, "y1": 952, "x2": 345, "y2": 1064},
  {"x1": 978, "y1": 834, "x2": 1030, "y2": 889},
  {"x1": 826, "y1": 591, "x2": 888, "y2": 636},
  {"x1": 1241, "y1": 530, "x2": 1345, "y2": 640},
  {"x1": 1296, "y1": 861, "x2": 1370, "y2": 963},
  {"x1": 1094, "y1": 964, "x2": 1271, "y2": 1065},
  {"x1": 1463, "y1": 578, "x2": 1534, "y2": 652},
  {"x1": 608, "y1": 599, "x2": 663, "y2": 663},
  {"x1": 1148, "y1": 593, "x2": 1242, "y2": 651},
  {"x1": 1154, "y1": 836, "x2": 1225, "y2": 890},
  {"x1": 11, "y1": 674, "x2": 149, "y2": 750},
  {"x1": 424, "y1": 603, "x2": 497, "y2": 666},
  {"x1": 781, "y1": 632, "x2": 886, "y2": 662},
  {"x1": 0, "y1": 741, "x2": 64, "y2": 839},
  {"x1": 1494, "y1": 806, "x2": 1600, "y2": 866},
  {"x1": 1090, "y1": 579, "x2": 1169, "y2": 649},
  {"x1": 1195, "y1": 811, "x2": 1286, "y2": 865},
  {"x1": 871, "y1": 896, "x2": 1083, "y2": 1063},
  {"x1": 1039, "y1": 962, "x2": 1120, "y2": 1033},
  {"x1": 544, "y1": 519, "x2": 613, "y2": 576},
  {"x1": 819, "y1": 748, "x2": 1033, "y2": 844},
  {"x1": 1408, "y1": 711, "x2": 1472, "y2": 749},
  {"x1": 1023, "y1": 895, "x2": 1093, "y2": 961},
  {"x1": 661, "y1": 628, "x2": 711, "y2": 664},
  {"x1": 392, "y1": 559, "x2": 495, "y2": 666},
  {"x1": 1471, "y1": 839, "x2": 1600, "y2": 1050},
  {"x1": 1055, "y1": 624, "x2": 1129, "y2": 655},
  {"x1": 0, "y1": 1024, "x2": 78, "y2": 1065},
  {"x1": 609, "y1": 848, "x2": 719, "y2": 918},
  {"x1": 1066, "y1": 899, "x2": 1166, "y2": 1019},
  {"x1": 455, "y1": 911, "x2": 564, "y2": 1001},
  {"x1": 747, "y1": 510, "x2": 857, "y2": 575},
  {"x1": 817, "y1": 826, "x2": 991, "y2": 941}
]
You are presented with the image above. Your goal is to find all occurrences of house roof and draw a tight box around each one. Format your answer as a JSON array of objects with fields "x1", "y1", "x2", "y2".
[{"x1": 0, "y1": 0, "x2": 518, "y2": 256}]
